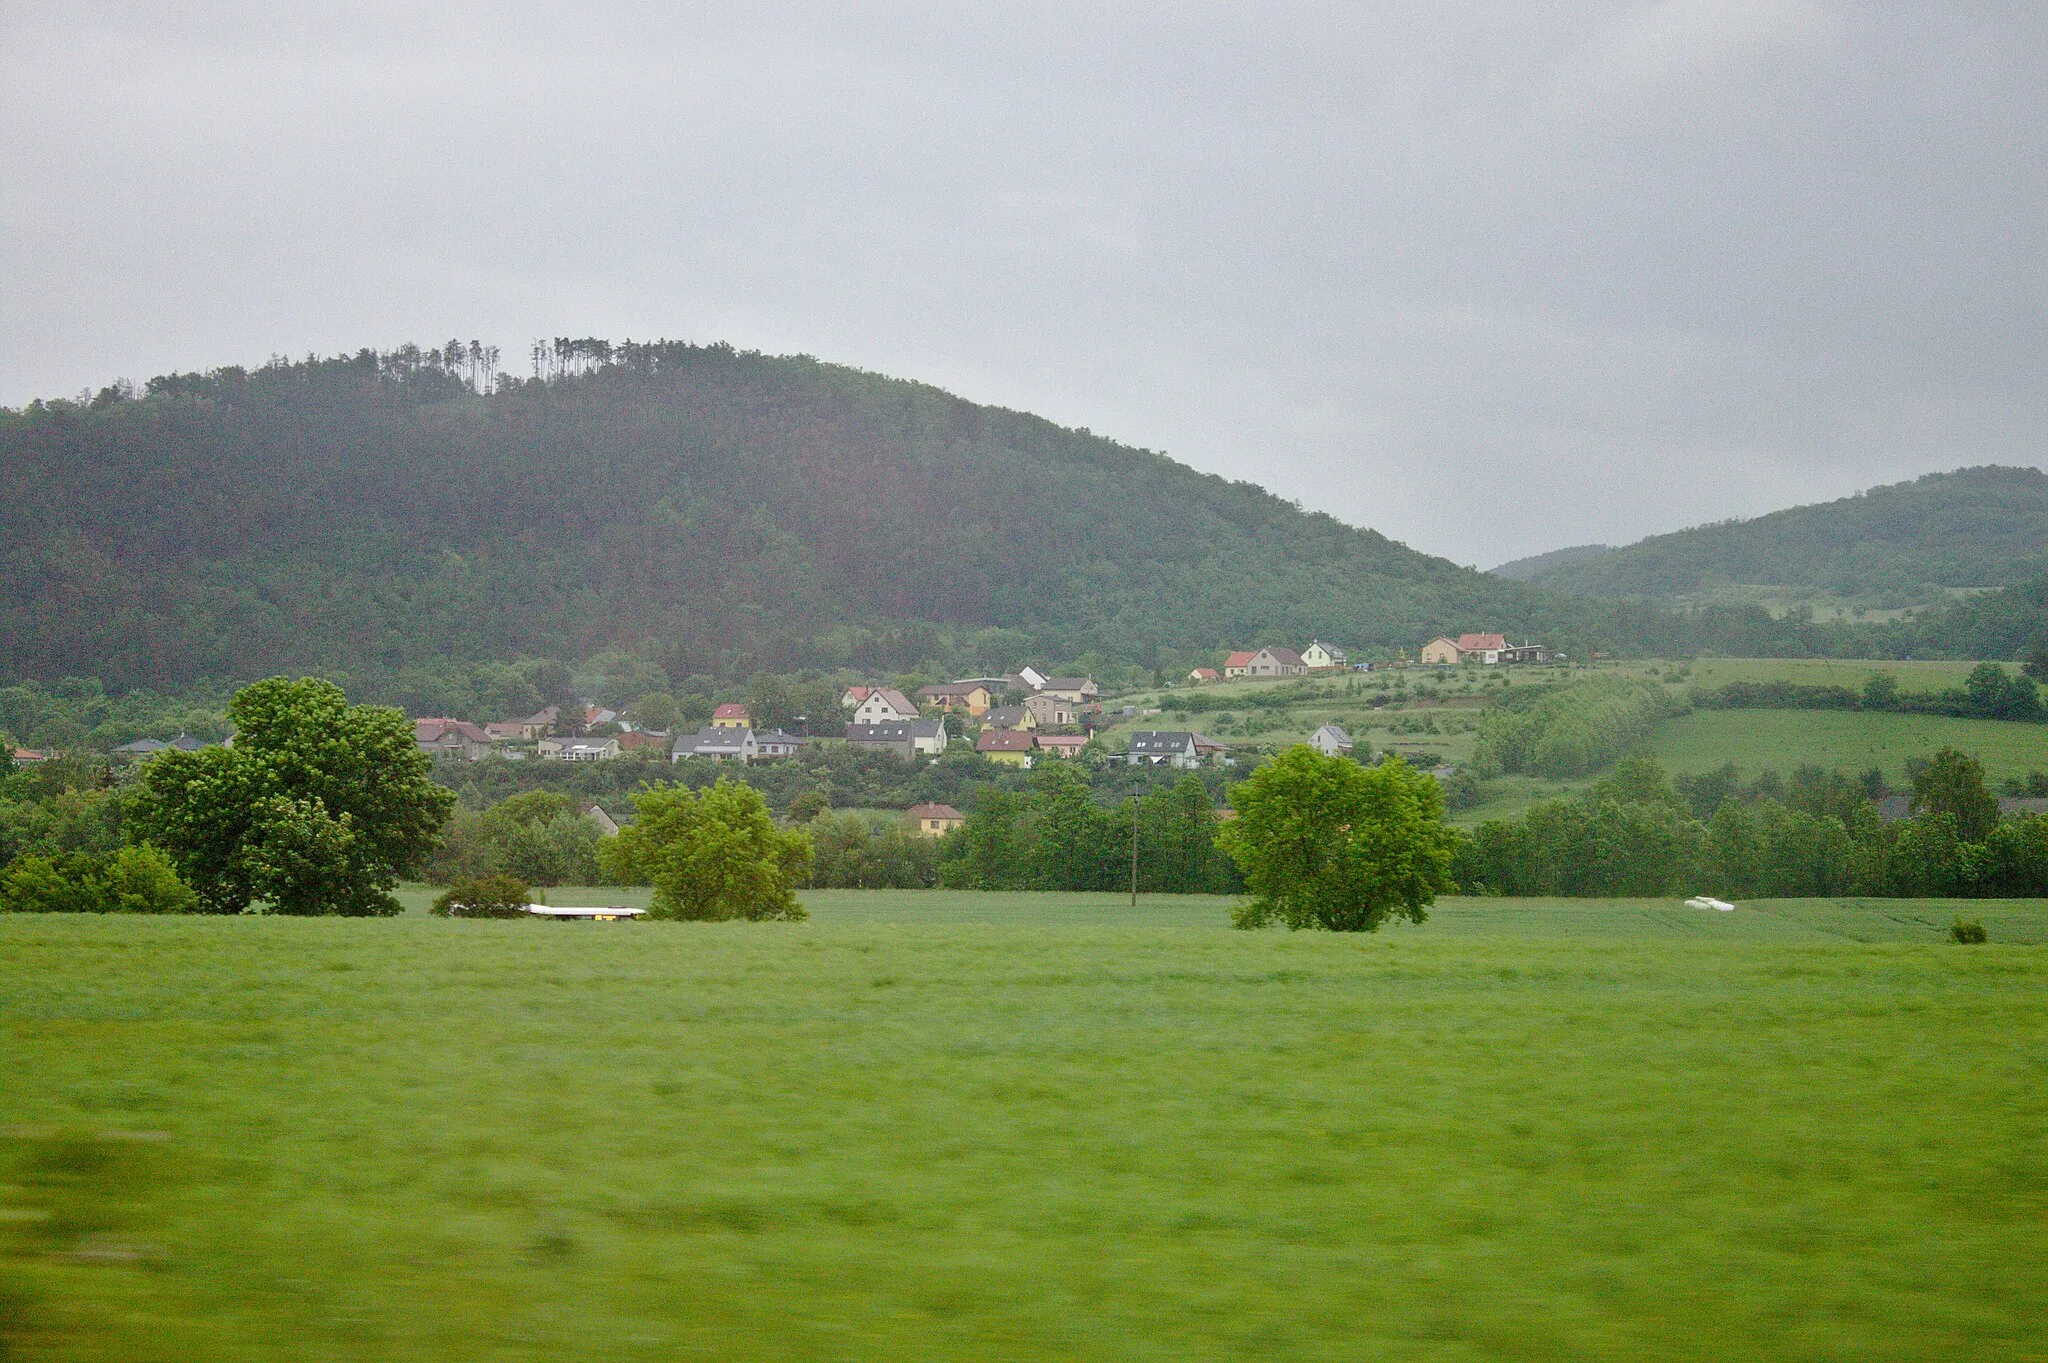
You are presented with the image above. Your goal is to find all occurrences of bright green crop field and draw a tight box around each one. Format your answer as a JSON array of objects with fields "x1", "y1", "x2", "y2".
[
  {"x1": 4, "y1": 892, "x2": 2045, "y2": 1361},
  {"x1": 1649, "y1": 708, "x2": 2048, "y2": 784}
]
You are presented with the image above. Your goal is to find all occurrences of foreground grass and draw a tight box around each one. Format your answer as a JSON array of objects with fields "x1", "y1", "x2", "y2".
[{"x1": 3, "y1": 896, "x2": 2045, "y2": 1360}]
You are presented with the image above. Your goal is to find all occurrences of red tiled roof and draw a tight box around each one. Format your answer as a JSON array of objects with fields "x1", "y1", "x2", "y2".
[
  {"x1": 976, "y1": 729, "x2": 1037, "y2": 752},
  {"x1": 712, "y1": 703, "x2": 750, "y2": 719},
  {"x1": 1456, "y1": 633, "x2": 1507, "y2": 651},
  {"x1": 907, "y1": 803, "x2": 964, "y2": 820},
  {"x1": 1224, "y1": 652, "x2": 1256, "y2": 667},
  {"x1": 1190, "y1": 668, "x2": 1220, "y2": 679}
]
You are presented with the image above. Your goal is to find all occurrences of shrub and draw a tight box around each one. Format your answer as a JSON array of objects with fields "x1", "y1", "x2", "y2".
[
  {"x1": 1950, "y1": 916, "x2": 1988, "y2": 944},
  {"x1": 0, "y1": 845, "x2": 198, "y2": 913},
  {"x1": 431, "y1": 874, "x2": 533, "y2": 918}
]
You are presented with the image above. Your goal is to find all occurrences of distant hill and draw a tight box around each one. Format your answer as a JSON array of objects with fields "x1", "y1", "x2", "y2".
[
  {"x1": 0, "y1": 341, "x2": 1568, "y2": 694},
  {"x1": 1523, "y1": 466, "x2": 2048, "y2": 599},
  {"x1": 1490, "y1": 544, "x2": 1612, "y2": 581}
]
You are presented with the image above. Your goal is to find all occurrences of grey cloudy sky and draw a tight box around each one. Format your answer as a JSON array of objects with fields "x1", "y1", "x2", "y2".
[{"x1": 4, "y1": 2, "x2": 2044, "y2": 565}]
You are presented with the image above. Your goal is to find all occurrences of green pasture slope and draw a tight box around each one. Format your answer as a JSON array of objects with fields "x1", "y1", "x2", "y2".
[
  {"x1": 4, "y1": 893, "x2": 2045, "y2": 1360},
  {"x1": 1651, "y1": 708, "x2": 2048, "y2": 784}
]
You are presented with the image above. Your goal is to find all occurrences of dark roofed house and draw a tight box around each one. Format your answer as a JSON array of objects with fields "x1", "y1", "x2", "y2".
[
  {"x1": 673, "y1": 727, "x2": 755, "y2": 763},
  {"x1": 981, "y1": 705, "x2": 1034, "y2": 731},
  {"x1": 1127, "y1": 731, "x2": 1231, "y2": 769},
  {"x1": 753, "y1": 729, "x2": 805, "y2": 760},
  {"x1": 113, "y1": 734, "x2": 215, "y2": 759},
  {"x1": 1032, "y1": 677, "x2": 1099, "y2": 703},
  {"x1": 845, "y1": 720, "x2": 947, "y2": 759}
]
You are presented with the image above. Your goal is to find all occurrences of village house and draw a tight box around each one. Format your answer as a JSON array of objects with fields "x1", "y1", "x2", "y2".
[
  {"x1": 1016, "y1": 666, "x2": 1050, "y2": 691},
  {"x1": 584, "y1": 804, "x2": 626, "y2": 837},
  {"x1": 753, "y1": 729, "x2": 805, "y2": 760},
  {"x1": 1455, "y1": 633, "x2": 1509, "y2": 664},
  {"x1": 1309, "y1": 724, "x2": 1354, "y2": 757},
  {"x1": 672, "y1": 727, "x2": 755, "y2": 763},
  {"x1": 917, "y1": 682, "x2": 996, "y2": 716},
  {"x1": 1032, "y1": 677, "x2": 1099, "y2": 704},
  {"x1": 1187, "y1": 667, "x2": 1221, "y2": 684},
  {"x1": 851, "y1": 688, "x2": 920, "y2": 724},
  {"x1": 1222, "y1": 651, "x2": 1257, "y2": 678},
  {"x1": 583, "y1": 705, "x2": 619, "y2": 729},
  {"x1": 1125, "y1": 731, "x2": 1203, "y2": 768},
  {"x1": 112, "y1": 735, "x2": 212, "y2": 758},
  {"x1": 1246, "y1": 647, "x2": 1305, "y2": 678},
  {"x1": 414, "y1": 718, "x2": 495, "y2": 762},
  {"x1": 906, "y1": 802, "x2": 966, "y2": 836},
  {"x1": 1301, "y1": 641, "x2": 1348, "y2": 671},
  {"x1": 844, "y1": 719, "x2": 949, "y2": 759},
  {"x1": 539, "y1": 735, "x2": 622, "y2": 762},
  {"x1": 841, "y1": 685, "x2": 873, "y2": 709},
  {"x1": 1024, "y1": 693, "x2": 1077, "y2": 728},
  {"x1": 976, "y1": 728, "x2": 1037, "y2": 767},
  {"x1": 1420, "y1": 637, "x2": 1462, "y2": 666},
  {"x1": 1033, "y1": 733, "x2": 1090, "y2": 761},
  {"x1": 483, "y1": 721, "x2": 528, "y2": 743},
  {"x1": 512, "y1": 706, "x2": 558, "y2": 740},
  {"x1": 980, "y1": 705, "x2": 1036, "y2": 731},
  {"x1": 711, "y1": 703, "x2": 751, "y2": 729}
]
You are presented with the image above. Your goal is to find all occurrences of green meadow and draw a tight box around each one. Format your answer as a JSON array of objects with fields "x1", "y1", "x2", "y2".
[
  {"x1": 5, "y1": 892, "x2": 2045, "y2": 1361},
  {"x1": 1680, "y1": 657, "x2": 1997, "y2": 693},
  {"x1": 1649, "y1": 708, "x2": 2048, "y2": 784}
]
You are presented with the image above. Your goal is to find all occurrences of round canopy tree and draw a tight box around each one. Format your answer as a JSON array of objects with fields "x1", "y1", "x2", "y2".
[
  {"x1": 599, "y1": 777, "x2": 810, "y2": 921},
  {"x1": 130, "y1": 677, "x2": 454, "y2": 915},
  {"x1": 1220, "y1": 747, "x2": 1458, "y2": 932}
]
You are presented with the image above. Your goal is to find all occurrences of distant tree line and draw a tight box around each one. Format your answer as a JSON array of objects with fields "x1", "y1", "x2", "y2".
[
  {"x1": 935, "y1": 766, "x2": 1241, "y2": 894},
  {"x1": 1690, "y1": 663, "x2": 2045, "y2": 722},
  {"x1": 1457, "y1": 752, "x2": 2048, "y2": 899}
]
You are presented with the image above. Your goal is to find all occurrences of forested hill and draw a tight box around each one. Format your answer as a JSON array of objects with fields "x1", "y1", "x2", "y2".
[
  {"x1": 1, "y1": 341, "x2": 1564, "y2": 693},
  {"x1": 1515, "y1": 466, "x2": 2048, "y2": 598}
]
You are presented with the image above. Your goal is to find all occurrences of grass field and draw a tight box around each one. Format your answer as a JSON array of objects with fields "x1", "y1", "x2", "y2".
[
  {"x1": 1681, "y1": 657, "x2": 2001, "y2": 693},
  {"x1": 5, "y1": 892, "x2": 2045, "y2": 1360},
  {"x1": 1650, "y1": 708, "x2": 2048, "y2": 783}
]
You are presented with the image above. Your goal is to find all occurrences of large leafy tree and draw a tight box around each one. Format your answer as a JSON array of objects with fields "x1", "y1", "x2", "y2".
[
  {"x1": 600, "y1": 777, "x2": 810, "y2": 921},
  {"x1": 1221, "y1": 747, "x2": 1457, "y2": 932},
  {"x1": 129, "y1": 677, "x2": 453, "y2": 915},
  {"x1": 1910, "y1": 746, "x2": 2000, "y2": 843}
]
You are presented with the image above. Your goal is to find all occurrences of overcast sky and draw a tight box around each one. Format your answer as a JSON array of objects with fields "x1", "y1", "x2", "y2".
[{"x1": 4, "y1": 3, "x2": 2044, "y2": 565}]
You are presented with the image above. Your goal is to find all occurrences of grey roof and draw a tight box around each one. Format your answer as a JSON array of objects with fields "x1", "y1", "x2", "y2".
[
  {"x1": 114, "y1": 738, "x2": 171, "y2": 753},
  {"x1": 846, "y1": 722, "x2": 916, "y2": 742},
  {"x1": 1128, "y1": 731, "x2": 1197, "y2": 753},
  {"x1": 982, "y1": 706, "x2": 1028, "y2": 728}
]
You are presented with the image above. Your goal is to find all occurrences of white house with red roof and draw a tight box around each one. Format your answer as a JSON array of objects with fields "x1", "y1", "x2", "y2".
[
  {"x1": 851, "y1": 688, "x2": 919, "y2": 724},
  {"x1": 1222, "y1": 651, "x2": 1257, "y2": 678}
]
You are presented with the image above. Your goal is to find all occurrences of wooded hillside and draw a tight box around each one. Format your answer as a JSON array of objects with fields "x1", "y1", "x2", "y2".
[
  {"x1": 1, "y1": 342, "x2": 1561, "y2": 691},
  {"x1": 1520, "y1": 466, "x2": 2048, "y2": 598}
]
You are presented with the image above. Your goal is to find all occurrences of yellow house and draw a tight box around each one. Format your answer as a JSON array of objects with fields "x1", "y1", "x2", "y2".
[
  {"x1": 711, "y1": 703, "x2": 752, "y2": 728},
  {"x1": 917, "y1": 683, "x2": 996, "y2": 716},
  {"x1": 906, "y1": 802, "x2": 966, "y2": 836},
  {"x1": 1419, "y1": 637, "x2": 1461, "y2": 666}
]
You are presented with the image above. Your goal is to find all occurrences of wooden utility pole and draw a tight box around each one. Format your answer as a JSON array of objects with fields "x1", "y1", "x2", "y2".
[{"x1": 1130, "y1": 770, "x2": 1140, "y2": 907}]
